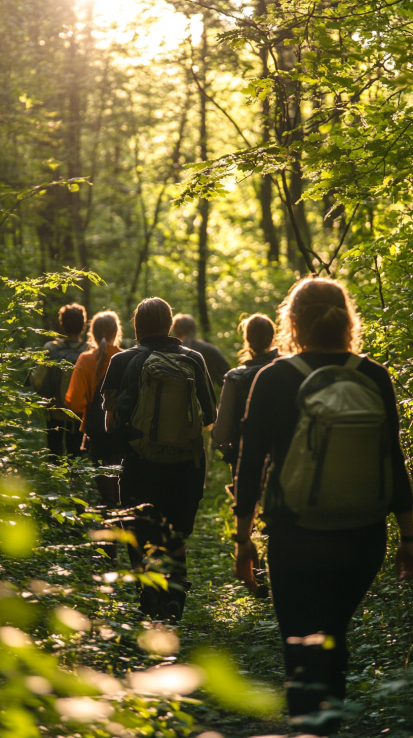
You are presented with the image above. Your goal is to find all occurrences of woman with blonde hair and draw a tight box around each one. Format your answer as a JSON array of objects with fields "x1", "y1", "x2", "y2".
[
  {"x1": 233, "y1": 277, "x2": 413, "y2": 735},
  {"x1": 211, "y1": 313, "x2": 278, "y2": 477},
  {"x1": 66, "y1": 311, "x2": 123, "y2": 514}
]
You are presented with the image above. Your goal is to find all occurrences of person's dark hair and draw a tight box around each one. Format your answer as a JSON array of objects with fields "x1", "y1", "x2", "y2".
[
  {"x1": 134, "y1": 297, "x2": 173, "y2": 341},
  {"x1": 172, "y1": 313, "x2": 197, "y2": 339},
  {"x1": 238, "y1": 313, "x2": 276, "y2": 363},
  {"x1": 278, "y1": 277, "x2": 362, "y2": 353},
  {"x1": 59, "y1": 303, "x2": 87, "y2": 336}
]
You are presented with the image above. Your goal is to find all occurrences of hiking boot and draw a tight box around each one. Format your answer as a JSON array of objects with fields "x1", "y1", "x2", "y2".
[
  {"x1": 139, "y1": 586, "x2": 161, "y2": 618},
  {"x1": 163, "y1": 600, "x2": 182, "y2": 622}
]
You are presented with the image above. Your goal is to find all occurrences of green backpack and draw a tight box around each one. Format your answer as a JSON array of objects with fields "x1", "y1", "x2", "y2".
[
  {"x1": 128, "y1": 351, "x2": 204, "y2": 466},
  {"x1": 265, "y1": 354, "x2": 393, "y2": 530}
]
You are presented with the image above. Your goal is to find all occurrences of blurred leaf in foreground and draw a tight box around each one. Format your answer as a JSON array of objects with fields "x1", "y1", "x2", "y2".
[
  {"x1": 0, "y1": 518, "x2": 38, "y2": 558},
  {"x1": 194, "y1": 649, "x2": 283, "y2": 716}
]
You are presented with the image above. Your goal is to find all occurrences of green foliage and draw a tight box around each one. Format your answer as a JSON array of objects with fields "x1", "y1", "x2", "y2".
[
  {"x1": 194, "y1": 649, "x2": 282, "y2": 716},
  {"x1": 2, "y1": 0, "x2": 413, "y2": 734},
  {"x1": 0, "y1": 269, "x2": 102, "y2": 443}
]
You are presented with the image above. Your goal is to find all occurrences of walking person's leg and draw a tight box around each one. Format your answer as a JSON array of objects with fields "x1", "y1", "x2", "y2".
[
  {"x1": 64, "y1": 420, "x2": 84, "y2": 458},
  {"x1": 267, "y1": 524, "x2": 386, "y2": 735},
  {"x1": 90, "y1": 435, "x2": 120, "y2": 561},
  {"x1": 46, "y1": 418, "x2": 64, "y2": 458},
  {"x1": 119, "y1": 453, "x2": 205, "y2": 619}
]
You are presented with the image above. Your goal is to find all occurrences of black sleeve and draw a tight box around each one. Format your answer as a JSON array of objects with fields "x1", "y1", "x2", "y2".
[
  {"x1": 101, "y1": 352, "x2": 124, "y2": 394},
  {"x1": 213, "y1": 349, "x2": 231, "y2": 386},
  {"x1": 234, "y1": 365, "x2": 275, "y2": 517},
  {"x1": 186, "y1": 350, "x2": 217, "y2": 426},
  {"x1": 373, "y1": 366, "x2": 413, "y2": 513}
]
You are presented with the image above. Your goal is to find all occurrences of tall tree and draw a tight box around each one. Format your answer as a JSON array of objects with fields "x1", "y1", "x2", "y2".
[
  {"x1": 196, "y1": 17, "x2": 211, "y2": 339},
  {"x1": 256, "y1": 0, "x2": 280, "y2": 263}
]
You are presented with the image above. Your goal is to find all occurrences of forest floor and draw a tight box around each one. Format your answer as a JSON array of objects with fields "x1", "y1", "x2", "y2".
[{"x1": 2, "y1": 452, "x2": 413, "y2": 738}]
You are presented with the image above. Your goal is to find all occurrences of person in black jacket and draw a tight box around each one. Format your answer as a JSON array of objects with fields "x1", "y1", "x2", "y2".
[
  {"x1": 211, "y1": 313, "x2": 278, "y2": 479},
  {"x1": 102, "y1": 297, "x2": 216, "y2": 620},
  {"x1": 172, "y1": 313, "x2": 230, "y2": 387},
  {"x1": 233, "y1": 277, "x2": 413, "y2": 735}
]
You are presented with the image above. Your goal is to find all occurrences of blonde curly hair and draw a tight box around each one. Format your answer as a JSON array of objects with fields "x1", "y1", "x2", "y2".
[{"x1": 277, "y1": 277, "x2": 362, "y2": 354}]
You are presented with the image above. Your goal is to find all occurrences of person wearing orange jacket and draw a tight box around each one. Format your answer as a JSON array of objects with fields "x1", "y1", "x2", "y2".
[{"x1": 66, "y1": 311, "x2": 123, "y2": 513}]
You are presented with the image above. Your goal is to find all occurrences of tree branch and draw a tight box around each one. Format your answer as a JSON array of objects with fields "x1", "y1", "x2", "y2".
[
  {"x1": 191, "y1": 67, "x2": 252, "y2": 147},
  {"x1": 323, "y1": 202, "x2": 359, "y2": 274},
  {"x1": 280, "y1": 170, "x2": 315, "y2": 273}
]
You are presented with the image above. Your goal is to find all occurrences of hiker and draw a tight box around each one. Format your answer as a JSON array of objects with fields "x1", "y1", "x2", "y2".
[
  {"x1": 211, "y1": 313, "x2": 278, "y2": 480},
  {"x1": 172, "y1": 313, "x2": 230, "y2": 387},
  {"x1": 31, "y1": 303, "x2": 88, "y2": 458},
  {"x1": 102, "y1": 297, "x2": 216, "y2": 620},
  {"x1": 233, "y1": 277, "x2": 413, "y2": 736},
  {"x1": 65, "y1": 311, "x2": 123, "y2": 512}
]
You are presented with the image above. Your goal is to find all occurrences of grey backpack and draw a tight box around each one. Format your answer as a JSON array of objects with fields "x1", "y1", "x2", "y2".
[
  {"x1": 278, "y1": 354, "x2": 393, "y2": 530},
  {"x1": 30, "y1": 340, "x2": 87, "y2": 407}
]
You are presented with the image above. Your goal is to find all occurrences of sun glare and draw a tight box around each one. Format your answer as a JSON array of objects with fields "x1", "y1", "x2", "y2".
[{"x1": 77, "y1": 0, "x2": 203, "y2": 59}]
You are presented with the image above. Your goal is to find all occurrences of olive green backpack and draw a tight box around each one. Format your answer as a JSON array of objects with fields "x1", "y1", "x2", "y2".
[
  {"x1": 265, "y1": 354, "x2": 393, "y2": 530},
  {"x1": 128, "y1": 351, "x2": 204, "y2": 466}
]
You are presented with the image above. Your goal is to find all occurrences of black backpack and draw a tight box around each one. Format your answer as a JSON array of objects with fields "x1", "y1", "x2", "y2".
[{"x1": 219, "y1": 350, "x2": 279, "y2": 464}]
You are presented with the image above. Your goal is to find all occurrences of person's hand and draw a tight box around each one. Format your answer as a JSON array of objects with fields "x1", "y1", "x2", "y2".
[
  {"x1": 396, "y1": 542, "x2": 413, "y2": 581},
  {"x1": 234, "y1": 539, "x2": 259, "y2": 593}
]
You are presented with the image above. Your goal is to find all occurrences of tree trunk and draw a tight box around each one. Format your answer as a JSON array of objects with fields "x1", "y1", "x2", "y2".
[
  {"x1": 256, "y1": 0, "x2": 280, "y2": 262},
  {"x1": 276, "y1": 43, "x2": 312, "y2": 273},
  {"x1": 260, "y1": 174, "x2": 279, "y2": 261},
  {"x1": 67, "y1": 33, "x2": 90, "y2": 311},
  {"x1": 197, "y1": 18, "x2": 211, "y2": 339},
  {"x1": 289, "y1": 161, "x2": 310, "y2": 273},
  {"x1": 197, "y1": 197, "x2": 210, "y2": 338}
]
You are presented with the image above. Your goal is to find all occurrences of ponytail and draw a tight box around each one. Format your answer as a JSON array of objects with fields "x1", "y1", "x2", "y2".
[
  {"x1": 95, "y1": 337, "x2": 108, "y2": 380},
  {"x1": 87, "y1": 311, "x2": 123, "y2": 379}
]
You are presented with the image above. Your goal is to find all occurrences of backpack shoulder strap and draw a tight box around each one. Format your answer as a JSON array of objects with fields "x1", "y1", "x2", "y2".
[
  {"x1": 345, "y1": 353, "x2": 363, "y2": 370},
  {"x1": 285, "y1": 355, "x2": 313, "y2": 378},
  {"x1": 121, "y1": 346, "x2": 150, "y2": 385}
]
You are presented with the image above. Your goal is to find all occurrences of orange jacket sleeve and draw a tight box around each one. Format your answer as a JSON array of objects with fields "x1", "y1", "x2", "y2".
[{"x1": 65, "y1": 356, "x2": 90, "y2": 416}]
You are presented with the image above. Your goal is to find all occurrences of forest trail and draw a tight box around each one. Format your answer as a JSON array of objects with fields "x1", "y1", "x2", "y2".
[{"x1": 181, "y1": 457, "x2": 289, "y2": 736}]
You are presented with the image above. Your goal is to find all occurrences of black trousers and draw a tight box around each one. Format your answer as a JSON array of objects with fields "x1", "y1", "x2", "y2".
[
  {"x1": 46, "y1": 418, "x2": 83, "y2": 458},
  {"x1": 90, "y1": 435, "x2": 121, "y2": 509},
  {"x1": 89, "y1": 434, "x2": 122, "y2": 561},
  {"x1": 119, "y1": 452, "x2": 204, "y2": 612},
  {"x1": 267, "y1": 520, "x2": 386, "y2": 735}
]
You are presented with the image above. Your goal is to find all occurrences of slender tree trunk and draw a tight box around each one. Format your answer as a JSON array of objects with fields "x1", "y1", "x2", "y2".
[
  {"x1": 256, "y1": 0, "x2": 280, "y2": 262},
  {"x1": 197, "y1": 198, "x2": 210, "y2": 338},
  {"x1": 197, "y1": 18, "x2": 211, "y2": 339},
  {"x1": 276, "y1": 43, "x2": 312, "y2": 273},
  {"x1": 289, "y1": 162, "x2": 309, "y2": 272},
  {"x1": 67, "y1": 35, "x2": 90, "y2": 312},
  {"x1": 172, "y1": 85, "x2": 191, "y2": 183},
  {"x1": 260, "y1": 174, "x2": 279, "y2": 261}
]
